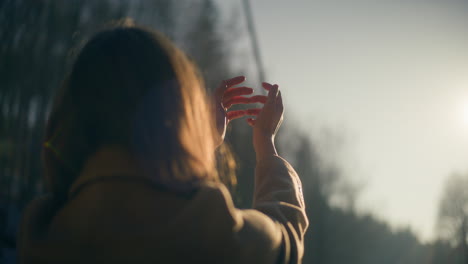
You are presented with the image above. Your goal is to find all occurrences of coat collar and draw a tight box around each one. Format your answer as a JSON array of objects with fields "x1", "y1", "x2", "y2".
[
  {"x1": 68, "y1": 146, "x2": 145, "y2": 198},
  {"x1": 68, "y1": 146, "x2": 203, "y2": 199}
]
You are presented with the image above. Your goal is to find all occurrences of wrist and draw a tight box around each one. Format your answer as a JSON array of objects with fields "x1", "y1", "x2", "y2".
[{"x1": 254, "y1": 136, "x2": 278, "y2": 161}]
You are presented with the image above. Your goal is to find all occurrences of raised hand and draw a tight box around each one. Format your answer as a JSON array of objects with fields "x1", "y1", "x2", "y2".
[
  {"x1": 246, "y1": 82, "x2": 283, "y2": 160},
  {"x1": 213, "y1": 76, "x2": 267, "y2": 146}
]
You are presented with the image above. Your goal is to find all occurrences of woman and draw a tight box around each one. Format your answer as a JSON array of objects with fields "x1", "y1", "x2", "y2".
[{"x1": 18, "y1": 20, "x2": 308, "y2": 264}]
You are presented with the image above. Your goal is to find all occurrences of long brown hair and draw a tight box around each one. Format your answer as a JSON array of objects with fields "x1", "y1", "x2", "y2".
[{"x1": 43, "y1": 20, "x2": 220, "y2": 200}]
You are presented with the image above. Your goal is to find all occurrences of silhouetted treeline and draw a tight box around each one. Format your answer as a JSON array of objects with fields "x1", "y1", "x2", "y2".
[{"x1": 0, "y1": 0, "x2": 465, "y2": 263}]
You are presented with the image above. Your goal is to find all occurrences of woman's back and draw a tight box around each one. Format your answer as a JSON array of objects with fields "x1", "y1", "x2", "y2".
[{"x1": 20, "y1": 148, "x2": 303, "y2": 264}]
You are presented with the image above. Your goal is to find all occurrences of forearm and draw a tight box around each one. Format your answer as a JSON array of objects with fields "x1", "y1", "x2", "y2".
[
  {"x1": 252, "y1": 155, "x2": 308, "y2": 264},
  {"x1": 254, "y1": 137, "x2": 278, "y2": 162}
]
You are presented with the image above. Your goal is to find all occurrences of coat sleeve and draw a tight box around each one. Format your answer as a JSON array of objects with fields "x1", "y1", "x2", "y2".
[{"x1": 236, "y1": 155, "x2": 308, "y2": 264}]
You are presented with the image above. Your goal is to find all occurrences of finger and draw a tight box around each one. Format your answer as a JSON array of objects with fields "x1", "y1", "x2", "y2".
[
  {"x1": 246, "y1": 118, "x2": 256, "y2": 127},
  {"x1": 267, "y1": 84, "x2": 279, "y2": 102},
  {"x1": 262, "y1": 82, "x2": 273, "y2": 91},
  {"x1": 266, "y1": 85, "x2": 279, "y2": 113},
  {"x1": 214, "y1": 76, "x2": 246, "y2": 101},
  {"x1": 224, "y1": 95, "x2": 268, "y2": 109},
  {"x1": 227, "y1": 110, "x2": 245, "y2": 120},
  {"x1": 227, "y1": 108, "x2": 261, "y2": 120},
  {"x1": 224, "y1": 97, "x2": 251, "y2": 109},
  {"x1": 223, "y1": 87, "x2": 253, "y2": 102},
  {"x1": 246, "y1": 108, "x2": 262, "y2": 116},
  {"x1": 276, "y1": 91, "x2": 283, "y2": 110},
  {"x1": 275, "y1": 91, "x2": 284, "y2": 118},
  {"x1": 249, "y1": 95, "x2": 268, "y2": 104},
  {"x1": 225, "y1": 76, "x2": 246, "y2": 88}
]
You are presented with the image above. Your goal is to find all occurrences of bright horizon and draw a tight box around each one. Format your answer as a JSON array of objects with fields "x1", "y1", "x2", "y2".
[{"x1": 218, "y1": 0, "x2": 468, "y2": 242}]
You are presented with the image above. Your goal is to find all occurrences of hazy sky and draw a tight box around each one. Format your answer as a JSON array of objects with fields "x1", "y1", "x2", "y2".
[{"x1": 217, "y1": 0, "x2": 468, "y2": 241}]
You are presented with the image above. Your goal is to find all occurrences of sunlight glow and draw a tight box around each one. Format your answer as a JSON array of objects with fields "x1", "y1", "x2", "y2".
[{"x1": 462, "y1": 102, "x2": 468, "y2": 126}]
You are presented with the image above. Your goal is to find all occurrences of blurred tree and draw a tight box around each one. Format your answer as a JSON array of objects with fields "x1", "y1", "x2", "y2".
[
  {"x1": 0, "y1": 0, "x2": 131, "y2": 207},
  {"x1": 285, "y1": 132, "x2": 431, "y2": 264},
  {"x1": 427, "y1": 240, "x2": 460, "y2": 264},
  {"x1": 437, "y1": 173, "x2": 468, "y2": 263},
  {"x1": 182, "y1": 0, "x2": 231, "y2": 90}
]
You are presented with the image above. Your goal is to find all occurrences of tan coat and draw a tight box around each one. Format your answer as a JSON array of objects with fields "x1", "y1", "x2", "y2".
[{"x1": 18, "y1": 148, "x2": 308, "y2": 263}]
